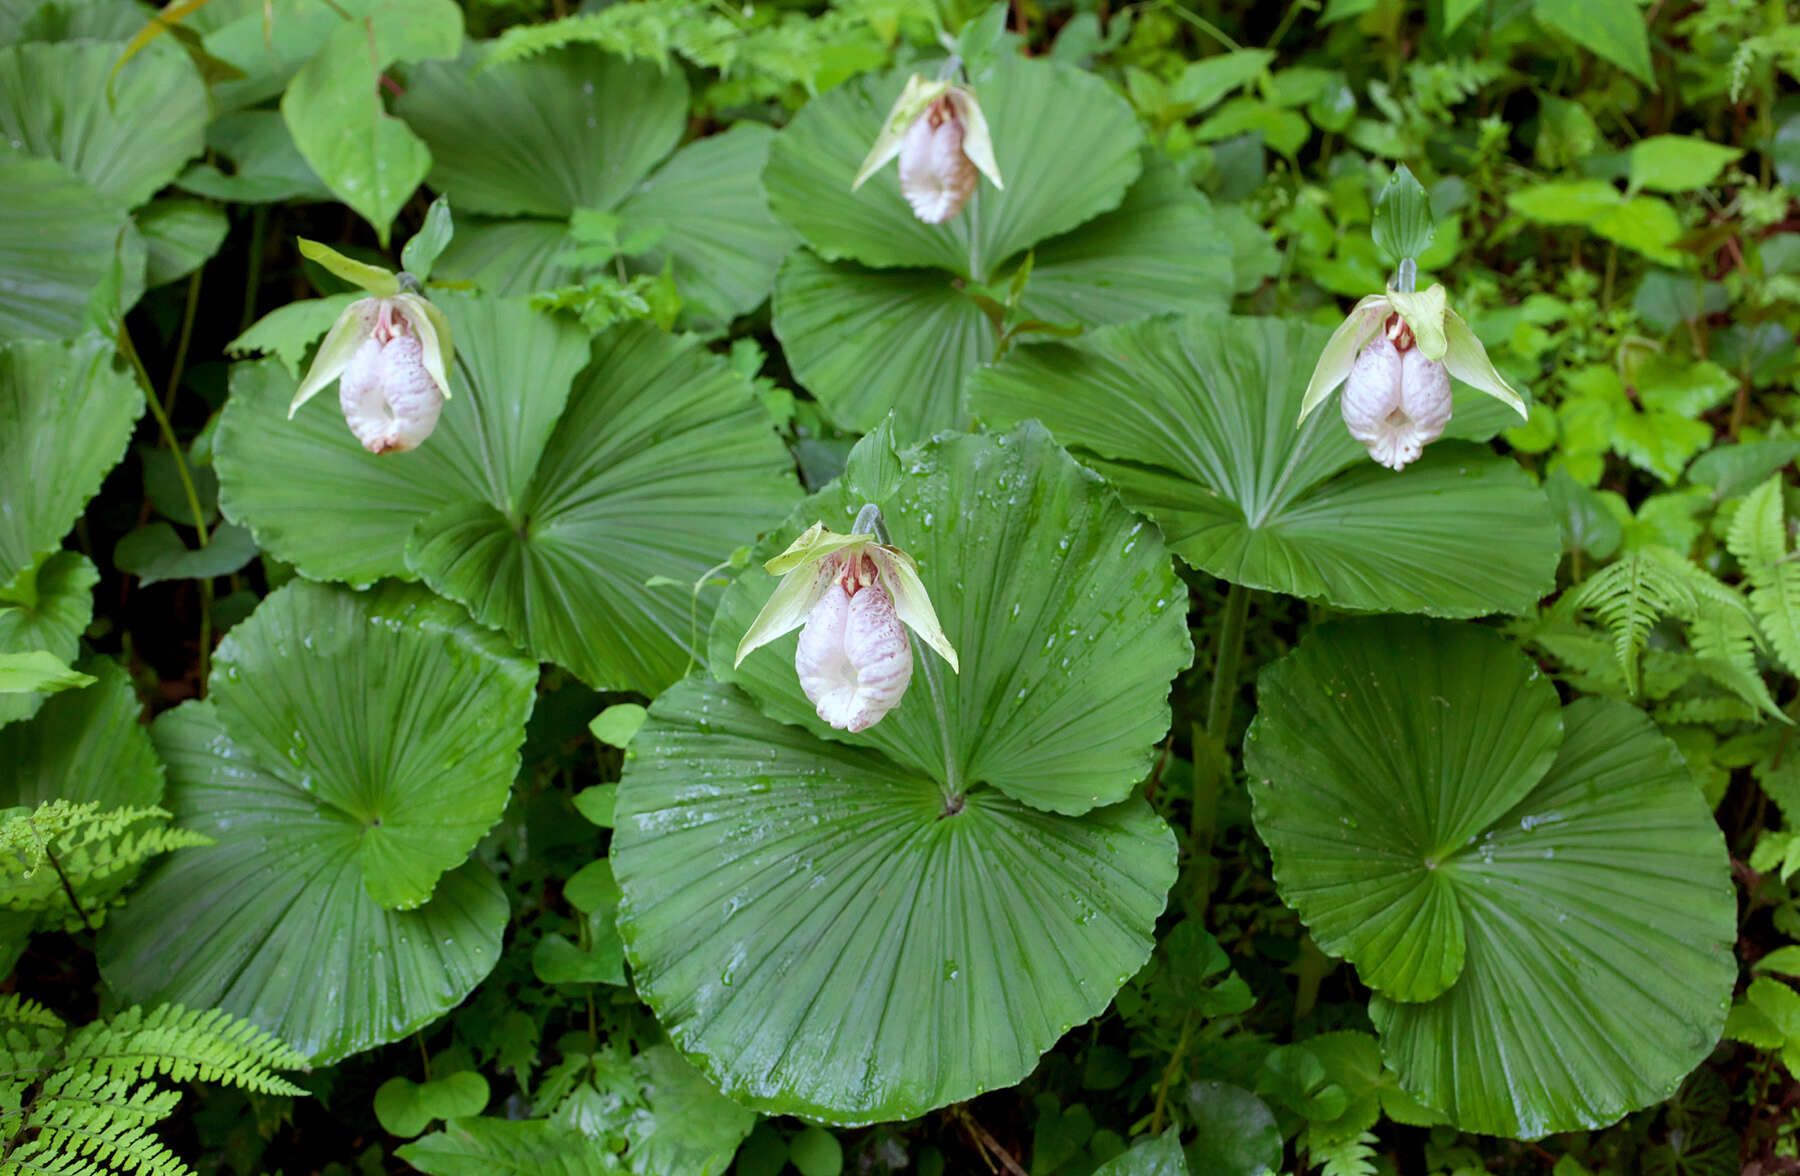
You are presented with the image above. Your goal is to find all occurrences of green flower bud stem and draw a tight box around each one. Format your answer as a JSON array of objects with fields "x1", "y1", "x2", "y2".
[
  {"x1": 1395, "y1": 256, "x2": 1417, "y2": 295},
  {"x1": 859, "y1": 503, "x2": 963, "y2": 810}
]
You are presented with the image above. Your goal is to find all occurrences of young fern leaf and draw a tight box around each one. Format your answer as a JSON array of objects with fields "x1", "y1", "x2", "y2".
[
  {"x1": 1308, "y1": 1129, "x2": 1380, "y2": 1176},
  {"x1": 1689, "y1": 612, "x2": 1789, "y2": 722},
  {"x1": 0, "y1": 1004, "x2": 307, "y2": 1176},
  {"x1": 1727, "y1": 474, "x2": 1800, "y2": 679},
  {"x1": 1562, "y1": 547, "x2": 1699, "y2": 695},
  {"x1": 0, "y1": 803, "x2": 212, "y2": 935}
]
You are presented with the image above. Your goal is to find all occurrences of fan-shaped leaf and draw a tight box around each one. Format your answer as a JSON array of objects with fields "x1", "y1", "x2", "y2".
[
  {"x1": 0, "y1": 147, "x2": 145, "y2": 340},
  {"x1": 763, "y1": 54, "x2": 1142, "y2": 278},
  {"x1": 969, "y1": 315, "x2": 1559, "y2": 617},
  {"x1": 1246, "y1": 618, "x2": 1736, "y2": 1138},
  {"x1": 711, "y1": 422, "x2": 1191, "y2": 816},
  {"x1": 98, "y1": 581, "x2": 532, "y2": 1062},
  {"x1": 613, "y1": 675, "x2": 1176, "y2": 1123}
]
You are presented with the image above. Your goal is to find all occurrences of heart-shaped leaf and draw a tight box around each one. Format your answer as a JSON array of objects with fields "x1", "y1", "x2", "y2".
[
  {"x1": 1245, "y1": 618, "x2": 1737, "y2": 1138},
  {"x1": 217, "y1": 297, "x2": 801, "y2": 694},
  {"x1": 711, "y1": 422, "x2": 1192, "y2": 816},
  {"x1": 98, "y1": 581, "x2": 532, "y2": 1062},
  {"x1": 374, "y1": 1071, "x2": 490, "y2": 1137},
  {"x1": 969, "y1": 315, "x2": 1560, "y2": 618},
  {"x1": 613, "y1": 675, "x2": 1176, "y2": 1123}
]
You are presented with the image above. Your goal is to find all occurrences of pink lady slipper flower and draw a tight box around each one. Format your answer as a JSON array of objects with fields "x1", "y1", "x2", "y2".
[
  {"x1": 1299, "y1": 281, "x2": 1526, "y2": 471},
  {"x1": 287, "y1": 239, "x2": 454, "y2": 456},
  {"x1": 853, "y1": 74, "x2": 1003, "y2": 225},
  {"x1": 735, "y1": 519, "x2": 959, "y2": 733}
]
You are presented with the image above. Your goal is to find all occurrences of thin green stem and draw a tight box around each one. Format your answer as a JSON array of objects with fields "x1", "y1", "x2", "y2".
[
  {"x1": 163, "y1": 267, "x2": 203, "y2": 420},
  {"x1": 1159, "y1": 0, "x2": 1240, "y2": 51},
  {"x1": 859, "y1": 503, "x2": 962, "y2": 808},
  {"x1": 966, "y1": 185, "x2": 984, "y2": 287},
  {"x1": 117, "y1": 325, "x2": 209, "y2": 548},
  {"x1": 240, "y1": 204, "x2": 269, "y2": 334},
  {"x1": 43, "y1": 848, "x2": 93, "y2": 934},
  {"x1": 1205, "y1": 581, "x2": 1251, "y2": 743}
]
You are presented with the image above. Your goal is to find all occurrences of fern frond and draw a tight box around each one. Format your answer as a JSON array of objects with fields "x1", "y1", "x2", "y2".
[
  {"x1": 62, "y1": 1006, "x2": 308, "y2": 1097},
  {"x1": 1564, "y1": 548, "x2": 1698, "y2": 694},
  {"x1": 1728, "y1": 474, "x2": 1800, "y2": 678},
  {"x1": 30, "y1": 1071, "x2": 180, "y2": 1131},
  {"x1": 8, "y1": 1112, "x2": 189, "y2": 1176},
  {"x1": 0, "y1": 996, "x2": 66, "y2": 1036},
  {"x1": 482, "y1": 3, "x2": 697, "y2": 69},
  {"x1": 1308, "y1": 1128, "x2": 1379, "y2": 1176},
  {"x1": 0, "y1": 805, "x2": 210, "y2": 935},
  {"x1": 0, "y1": 801, "x2": 103, "y2": 878},
  {"x1": 1689, "y1": 613, "x2": 1790, "y2": 723},
  {"x1": 1652, "y1": 696, "x2": 1759, "y2": 726}
]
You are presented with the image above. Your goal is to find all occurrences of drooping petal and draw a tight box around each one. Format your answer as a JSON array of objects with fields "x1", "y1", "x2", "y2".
[
  {"x1": 796, "y1": 584, "x2": 914, "y2": 732},
  {"x1": 1384, "y1": 284, "x2": 1449, "y2": 361},
  {"x1": 734, "y1": 553, "x2": 839, "y2": 667},
  {"x1": 868, "y1": 546, "x2": 959, "y2": 672},
  {"x1": 765, "y1": 523, "x2": 873, "y2": 575},
  {"x1": 899, "y1": 113, "x2": 978, "y2": 224},
  {"x1": 945, "y1": 86, "x2": 1003, "y2": 190},
  {"x1": 393, "y1": 292, "x2": 453, "y2": 400},
  {"x1": 1297, "y1": 295, "x2": 1389, "y2": 424},
  {"x1": 339, "y1": 335, "x2": 444, "y2": 455},
  {"x1": 853, "y1": 74, "x2": 952, "y2": 191},
  {"x1": 1442, "y1": 307, "x2": 1528, "y2": 420},
  {"x1": 289, "y1": 298, "x2": 379, "y2": 417}
]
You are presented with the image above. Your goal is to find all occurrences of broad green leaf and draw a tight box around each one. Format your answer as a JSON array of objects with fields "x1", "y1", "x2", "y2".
[
  {"x1": 0, "y1": 553, "x2": 96, "y2": 728},
  {"x1": 429, "y1": 217, "x2": 582, "y2": 295},
  {"x1": 217, "y1": 295, "x2": 590, "y2": 586},
  {"x1": 788, "y1": 1126, "x2": 843, "y2": 1176},
  {"x1": 589, "y1": 704, "x2": 646, "y2": 748},
  {"x1": 627, "y1": 1045, "x2": 758, "y2": 1176},
  {"x1": 226, "y1": 293, "x2": 363, "y2": 377},
  {"x1": 218, "y1": 297, "x2": 801, "y2": 695},
  {"x1": 98, "y1": 581, "x2": 528, "y2": 1062},
  {"x1": 1534, "y1": 0, "x2": 1653, "y2": 86},
  {"x1": 1094, "y1": 1130, "x2": 1187, "y2": 1176},
  {"x1": 1506, "y1": 180, "x2": 1621, "y2": 225},
  {"x1": 1, "y1": 0, "x2": 147, "y2": 42},
  {"x1": 281, "y1": 0, "x2": 463, "y2": 245},
  {"x1": 764, "y1": 54, "x2": 1142, "y2": 279},
  {"x1": 402, "y1": 195, "x2": 456, "y2": 280},
  {"x1": 1628, "y1": 135, "x2": 1741, "y2": 194},
  {"x1": 398, "y1": 1118, "x2": 616, "y2": 1175},
  {"x1": 177, "y1": 110, "x2": 334, "y2": 204},
  {"x1": 398, "y1": 45, "x2": 686, "y2": 219},
  {"x1": 404, "y1": 323, "x2": 802, "y2": 693},
  {"x1": 0, "y1": 148, "x2": 145, "y2": 340},
  {"x1": 1183, "y1": 1082, "x2": 1280, "y2": 1176},
  {"x1": 1247, "y1": 618, "x2": 1736, "y2": 1138},
  {"x1": 0, "y1": 658, "x2": 159, "y2": 811},
  {"x1": 613, "y1": 675, "x2": 1176, "y2": 1122},
  {"x1": 113, "y1": 521, "x2": 259, "y2": 586},
  {"x1": 0, "y1": 651, "x2": 93, "y2": 695},
  {"x1": 968, "y1": 316, "x2": 1560, "y2": 618},
  {"x1": 1591, "y1": 195, "x2": 1686, "y2": 266},
  {"x1": 0, "y1": 334, "x2": 144, "y2": 585},
  {"x1": 137, "y1": 197, "x2": 229, "y2": 287},
  {"x1": 1246, "y1": 620, "x2": 1565, "y2": 1002},
  {"x1": 1173, "y1": 50, "x2": 1273, "y2": 114},
  {"x1": 772, "y1": 157, "x2": 1234, "y2": 439},
  {"x1": 772, "y1": 250, "x2": 995, "y2": 437},
  {"x1": 0, "y1": 39, "x2": 206, "y2": 206},
  {"x1": 712, "y1": 423, "x2": 1192, "y2": 816},
  {"x1": 199, "y1": 0, "x2": 379, "y2": 113},
  {"x1": 613, "y1": 123, "x2": 799, "y2": 333}
]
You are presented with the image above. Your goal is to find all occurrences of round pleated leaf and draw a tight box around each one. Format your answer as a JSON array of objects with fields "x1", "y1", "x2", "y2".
[
  {"x1": 763, "y1": 54, "x2": 1142, "y2": 278},
  {"x1": 0, "y1": 553, "x2": 96, "y2": 728},
  {"x1": 430, "y1": 216, "x2": 582, "y2": 296},
  {"x1": 772, "y1": 159, "x2": 1235, "y2": 439},
  {"x1": 97, "y1": 581, "x2": 530, "y2": 1062},
  {"x1": 217, "y1": 294, "x2": 592, "y2": 586},
  {"x1": 0, "y1": 148, "x2": 144, "y2": 340},
  {"x1": 0, "y1": 657, "x2": 161, "y2": 810},
  {"x1": 968, "y1": 315, "x2": 1560, "y2": 618},
  {"x1": 1245, "y1": 618, "x2": 1737, "y2": 1139},
  {"x1": 218, "y1": 296, "x2": 801, "y2": 695},
  {"x1": 613, "y1": 675, "x2": 1176, "y2": 1123},
  {"x1": 613, "y1": 122, "x2": 798, "y2": 332},
  {"x1": 1244, "y1": 620, "x2": 1563, "y2": 1002},
  {"x1": 0, "y1": 334, "x2": 144, "y2": 584},
  {"x1": 398, "y1": 46, "x2": 687, "y2": 219},
  {"x1": 0, "y1": 39, "x2": 207, "y2": 206},
  {"x1": 711, "y1": 421, "x2": 1191, "y2": 816},
  {"x1": 772, "y1": 249, "x2": 995, "y2": 437},
  {"x1": 404, "y1": 323, "x2": 802, "y2": 693}
]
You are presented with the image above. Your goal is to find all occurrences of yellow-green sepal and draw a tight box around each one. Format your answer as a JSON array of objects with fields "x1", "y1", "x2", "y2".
[
  {"x1": 299, "y1": 238, "x2": 401, "y2": 298},
  {"x1": 764, "y1": 522, "x2": 873, "y2": 575},
  {"x1": 868, "y1": 545, "x2": 959, "y2": 672},
  {"x1": 853, "y1": 74, "x2": 951, "y2": 190},
  {"x1": 1297, "y1": 294, "x2": 1388, "y2": 424},
  {"x1": 288, "y1": 298, "x2": 376, "y2": 417},
  {"x1": 1384, "y1": 284, "x2": 1448, "y2": 361},
  {"x1": 394, "y1": 293, "x2": 454, "y2": 400},
  {"x1": 1443, "y1": 308, "x2": 1528, "y2": 420}
]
